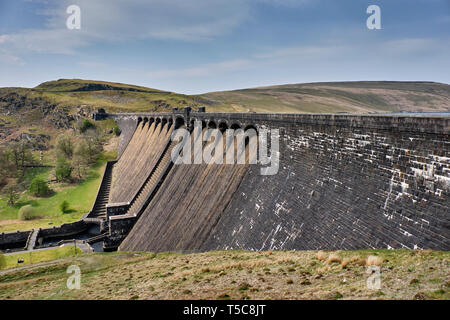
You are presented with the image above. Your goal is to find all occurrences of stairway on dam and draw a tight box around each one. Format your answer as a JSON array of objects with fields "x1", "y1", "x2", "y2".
[
  {"x1": 110, "y1": 119, "x2": 173, "y2": 204},
  {"x1": 125, "y1": 132, "x2": 178, "y2": 216},
  {"x1": 119, "y1": 128, "x2": 256, "y2": 252},
  {"x1": 88, "y1": 163, "x2": 113, "y2": 220}
]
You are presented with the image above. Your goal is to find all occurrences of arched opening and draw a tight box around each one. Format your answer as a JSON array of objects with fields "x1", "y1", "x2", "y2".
[
  {"x1": 208, "y1": 121, "x2": 217, "y2": 129},
  {"x1": 244, "y1": 125, "x2": 258, "y2": 146},
  {"x1": 161, "y1": 118, "x2": 168, "y2": 132},
  {"x1": 230, "y1": 123, "x2": 241, "y2": 130},
  {"x1": 175, "y1": 117, "x2": 185, "y2": 129},
  {"x1": 244, "y1": 124, "x2": 258, "y2": 134},
  {"x1": 218, "y1": 122, "x2": 228, "y2": 133}
]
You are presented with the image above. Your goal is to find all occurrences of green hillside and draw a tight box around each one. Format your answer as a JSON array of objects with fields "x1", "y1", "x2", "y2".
[
  {"x1": 199, "y1": 81, "x2": 450, "y2": 113},
  {"x1": 33, "y1": 79, "x2": 202, "y2": 113}
]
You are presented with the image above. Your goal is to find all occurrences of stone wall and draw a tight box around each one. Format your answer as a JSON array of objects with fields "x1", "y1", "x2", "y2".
[
  {"x1": 0, "y1": 230, "x2": 31, "y2": 251},
  {"x1": 37, "y1": 220, "x2": 88, "y2": 240}
]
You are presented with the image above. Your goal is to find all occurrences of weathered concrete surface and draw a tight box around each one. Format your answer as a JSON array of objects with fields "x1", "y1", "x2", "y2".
[
  {"x1": 108, "y1": 112, "x2": 449, "y2": 252},
  {"x1": 205, "y1": 123, "x2": 449, "y2": 251},
  {"x1": 110, "y1": 119, "x2": 173, "y2": 203},
  {"x1": 119, "y1": 130, "x2": 250, "y2": 252}
]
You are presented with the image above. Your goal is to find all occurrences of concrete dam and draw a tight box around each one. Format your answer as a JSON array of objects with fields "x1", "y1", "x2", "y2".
[{"x1": 79, "y1": 108, "x2": 450, "y2": 253}]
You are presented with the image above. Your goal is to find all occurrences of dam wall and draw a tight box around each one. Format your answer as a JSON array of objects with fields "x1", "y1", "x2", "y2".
[{"x1": 106, "y1": 111, "x2": 449, "y2": 251}]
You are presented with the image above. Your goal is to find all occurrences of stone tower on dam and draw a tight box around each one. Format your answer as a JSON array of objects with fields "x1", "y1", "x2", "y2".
[{"x1": 88, "y1": 109, "x2": 449, "y2": 252}]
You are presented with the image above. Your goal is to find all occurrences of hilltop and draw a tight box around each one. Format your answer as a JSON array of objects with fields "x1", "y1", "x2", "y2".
[
  {"x1": 0, "y1": 79, "x2": 201, "y2": 145},
  {"x1": 1, "y1": 79, "x2": 449, "y2": 145},
  {"x1": 199, "y1": 81, "x2": 450, "y2": 113}
]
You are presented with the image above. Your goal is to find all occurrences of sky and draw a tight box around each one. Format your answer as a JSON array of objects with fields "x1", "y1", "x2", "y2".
[{"x1": 0, "y1": 0, "x2": 449, "y2": 94}]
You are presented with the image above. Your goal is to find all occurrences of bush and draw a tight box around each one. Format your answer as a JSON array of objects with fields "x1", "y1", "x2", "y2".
[
  {"x1": 60, "y1": 200, "x2": 69, "y2": 213},
  {"x1": 55, "y1": 157, "x2": 72, "y2": 182},
  {"x1": 113, "y1": 126, "x2": 121, "y2": 136},
  {"x1": 79, "y1": 119, "x2": 95, "y2": 133},
  {"x1": 29, "y1": 177, "x2": 50, "y2": 197},
  {"x1": 18, "y1": 205, "x2": 35, "y2": 221}
]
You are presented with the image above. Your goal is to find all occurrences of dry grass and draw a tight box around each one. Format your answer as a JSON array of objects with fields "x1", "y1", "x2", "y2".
[
  {"x1": 0, "y1": 249, "x2": 449, "y2": 300},
  {"x1": 366, "y1": 255, "x2": 383, "y2": 266},
  {"x1": 326, "y1": 253, "x2": 342, "y2": 265},
  {"x1": 316, "y1": 251, "x2": 327, "y2": 261}
]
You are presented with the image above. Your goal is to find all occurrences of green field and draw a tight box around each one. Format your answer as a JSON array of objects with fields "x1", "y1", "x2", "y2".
[
  {"x1": 0, "y1": 245, "x2": 82, "y2": 270},
  {"x1": 0, "y1": 152, "x2": 115, "y2": 232}
]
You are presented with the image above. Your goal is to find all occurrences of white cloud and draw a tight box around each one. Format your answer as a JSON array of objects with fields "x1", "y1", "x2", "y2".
[
  {"x1": 36, "y1": 0, "x2": 251, "y2": 41},
  {"x1": 0, "y1": 29, "x2": 88, "y2": 55},
  {"x1": 0, "y1": 0, "x2": 254, "y2": 61},
  {"x1": 0, "y1": 49, "x2": 25, "y2": 66},
  {"x1": 148, "y1": 59, "x2": 252, "y2": 79}
]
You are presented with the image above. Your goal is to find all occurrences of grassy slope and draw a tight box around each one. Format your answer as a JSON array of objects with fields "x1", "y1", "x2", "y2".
[
  {"x1": 2, "y1": 79, "x2": 449, "y2": 116},
  {"x1": 33, "y1": 79, "x2": 202, "y2": 113},
  {"x1": 0, "y1": 249, "x2": 448, "y2": 300},
  {"x1": 199, "y1": 81, "x2": 450, "y2": 113}
]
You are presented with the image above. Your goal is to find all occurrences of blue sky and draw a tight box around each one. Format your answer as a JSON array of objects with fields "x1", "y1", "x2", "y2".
[{"x1": 0, "y1": 0, "x2": 449, "y2": 94}]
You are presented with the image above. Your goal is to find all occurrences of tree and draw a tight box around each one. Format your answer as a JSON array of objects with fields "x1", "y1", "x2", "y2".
[
  {"x1": 0, "y1": 147, "x2": 12, "y2": 186},
  {"x1": 72, "y1": 142, "x2": 90, "y2": 179},
  {"x1": 3, "y1": 182, "x2": 19, "y2": 206},
  {"x1": 29, "y1": 177, "x2": 50, "y2": 197},
  {"x1": 60, "y1": 200, "x2": 69, "y2": 213},
  {"x1": 55, "y1": 157, "x2": 72, "y2": 182},
  {"x1": 82, "y1": 130, "x2": 103, "y2": 163},
  {"x1": 9, "y1": 140, "x2": 33, "y2": 176},
  {"x1": 18, "y1": 205, "x2": 35, "y2": 221},
  {"x1": 55, "y1": 134, "x2": 74, "y2": 159}
]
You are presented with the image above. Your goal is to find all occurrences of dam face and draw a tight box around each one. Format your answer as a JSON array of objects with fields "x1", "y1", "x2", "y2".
[{"x1": 99, "y1": 110, "x2": 449, "y2": 252}]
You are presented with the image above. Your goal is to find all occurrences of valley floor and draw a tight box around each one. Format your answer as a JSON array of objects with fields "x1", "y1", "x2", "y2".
[{"x1": 0, "y1": 249, "x2": 448, "y2": 300}]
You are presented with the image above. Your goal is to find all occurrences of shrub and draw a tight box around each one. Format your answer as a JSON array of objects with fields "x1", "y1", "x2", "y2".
[
  {"x1": 366, "y1": 255, "x2": 383, "y2": 266},
  {"x1": 60, "y1": 200, "x2": 69, "y2": 213},
  {"x1": 113, "y1": 126, "x2": 121, "y2": 136},
  {"x1": 29, "y1": 177, "x2": 50, "y2": 197},
  {"x1": 326, "y1": 253, "x2": 342, "y2": 265},
  {"x1": 55, "y1": 157, "x2": 72, "y2": 182},
  {"x1": 79, "y1": 119, "x2": 95, "y2": 133},
  {"x1": 18, "y1": 205, "x2": 35, "y2": 221},
  {"x1": 316, "y1": 250, "x2": 327, "y2": 261}
]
